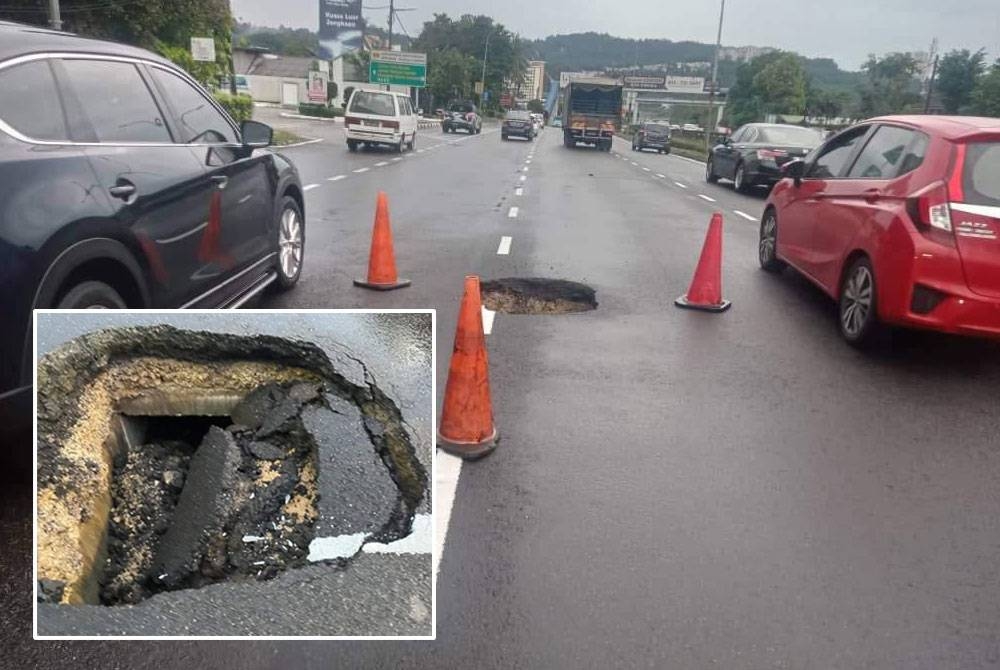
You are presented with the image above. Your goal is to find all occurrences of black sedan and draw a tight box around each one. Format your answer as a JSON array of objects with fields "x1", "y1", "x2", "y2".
[
  {"x1": 0, "y1": 20, "x2": 306, "y2": 448},
  {"x1": 705, "y1": 123, "x2": 824, "y2": 192},
  {"x1": 501, "y1": 110, "x2": 536, "y2": 141}
]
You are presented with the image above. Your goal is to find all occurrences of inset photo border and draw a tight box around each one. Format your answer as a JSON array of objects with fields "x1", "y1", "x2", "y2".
[{"x1": 32, "y1": 309, "x2": 435, "y2": 640}]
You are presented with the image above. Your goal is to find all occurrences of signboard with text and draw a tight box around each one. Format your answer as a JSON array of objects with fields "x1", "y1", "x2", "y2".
[
  {"x1": 318, "y1": 0, "x2": 362, "y2": 59},
  {"x1": 307, "y1": 70, "x2": 328, "y2": 102},
  {"x1": 663, "y1": 76, "x2": 706, "y2": 93},
  {"x1": 369, "y1": 50, "x2": 427, "y2": 88},
  {"x1": 624, "y1": 75, "x2": 665, "y2": 89}
]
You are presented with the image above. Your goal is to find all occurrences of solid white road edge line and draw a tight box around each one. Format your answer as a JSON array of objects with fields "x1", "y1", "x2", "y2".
[{"x1": 497, "y1": 235, "x2": 512, "y2": 255}]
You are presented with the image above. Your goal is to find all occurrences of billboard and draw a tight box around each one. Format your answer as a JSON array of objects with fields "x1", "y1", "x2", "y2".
[
  {"x1": 318, "y1": 0, "x2": 363, "y2": 60},
  {"x1": 663, "y1": 76, "x2": 705, "y2": 93},
  {"x1": 624, "y1": 75, "x2": 665, "y2": 90}
]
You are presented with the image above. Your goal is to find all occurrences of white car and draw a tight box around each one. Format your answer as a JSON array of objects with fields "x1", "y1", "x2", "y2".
[
  {"x1": 344, "y1": 89, "x2": 418, "y2": 153},
  {"x1": 530, "y1": 113, "x2": 543, "y2": 132}
]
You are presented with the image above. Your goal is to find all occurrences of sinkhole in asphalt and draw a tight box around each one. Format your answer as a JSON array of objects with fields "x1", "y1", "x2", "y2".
[
  {"x1": 480, "y1": 278, "x2": 598, "y2": 314},
  {"x1": 36, "y1": 326, "x2": 427, "y2": 606}
]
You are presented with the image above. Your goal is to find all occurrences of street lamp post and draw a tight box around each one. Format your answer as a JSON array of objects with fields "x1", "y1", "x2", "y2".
[
  {"x1": 481, "y1": 28, "x2": 496, "y2": 107},
  {"x1": 704, "y1": 0, "x2": 726, "y2": 155}
]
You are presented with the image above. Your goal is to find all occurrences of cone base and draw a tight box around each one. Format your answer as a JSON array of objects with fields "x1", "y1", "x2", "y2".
[
  {"x1": 674, "y1": 295, "x2": 732, "y2": 312},
  {"x1": 353, "y1": 277, "x2": 411, "y2": 291},
  {"x1": 437, "y1": 427, "x2": 499, "y2": 460}
]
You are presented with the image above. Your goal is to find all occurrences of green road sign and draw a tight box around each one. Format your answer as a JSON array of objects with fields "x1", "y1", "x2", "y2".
[{"x1": 369, "y1": 50, "x2": 427, "y2": 88}]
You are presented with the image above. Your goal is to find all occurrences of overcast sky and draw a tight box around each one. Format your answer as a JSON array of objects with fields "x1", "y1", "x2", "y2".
[{"x1": 231, "y1": 0, "x2": 1000, "y2": 70}]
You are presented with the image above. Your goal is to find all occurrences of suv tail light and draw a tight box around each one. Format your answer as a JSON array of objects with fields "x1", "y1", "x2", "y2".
[
  {"x1": 381, "y1": 120, "x2": 399, "y2": 129},
  {"x1": 756, "y1": 149, "x2": 787, "y2": 160}
]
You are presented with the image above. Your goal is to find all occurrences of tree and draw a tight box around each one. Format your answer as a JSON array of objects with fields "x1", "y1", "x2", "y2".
[
  {"x1": 858, "y1": 52, "x2": 921, "y2": 116},
  {"x1": 753, "y1": 52, "x2": 807, "y2": 115},
  {"x1": 936, "y1": 49, "x2": 987, "y2": 113},
  {"x1": 426, "y1": 48, "x2": 478, "y2": 105},
  {"x1": 805, "y1": 84, "x2": 849, "y2": 121},
  {"x1": 970, "y1": 59, "x2": 1000, "y2": 117}
]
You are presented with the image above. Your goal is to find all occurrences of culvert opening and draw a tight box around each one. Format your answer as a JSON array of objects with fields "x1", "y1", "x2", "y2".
[
  {"x1": 36, "y1": 326, "x2": 428, "y2": 607},
  {"x1": 480, "y1": 278, "x2": 597, "y2": 314}
]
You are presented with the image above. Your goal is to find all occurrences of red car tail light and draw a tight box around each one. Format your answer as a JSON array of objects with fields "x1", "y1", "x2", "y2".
[
  {"x1": 756, "y1": 149, "x2": 788, "y2": 160},
  {"x1": 907, "y1": 181, "x2": 953, "y2": 233},
  {"x1": 381, "y1": 119, "x2": 399, "y2": 129}
]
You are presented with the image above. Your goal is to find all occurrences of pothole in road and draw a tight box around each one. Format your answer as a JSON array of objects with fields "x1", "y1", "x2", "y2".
[
  {"x1": 36, "y1": 326, "x2": 427, "y2": 607},
  {"x1": 481, "y1": 278, "x2": 598, "y2": 314}
]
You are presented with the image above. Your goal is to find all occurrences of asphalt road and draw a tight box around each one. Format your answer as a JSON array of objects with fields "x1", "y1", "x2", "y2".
[{"x1": 7, "y1": 119, "x2": 1000, "y2": 667}]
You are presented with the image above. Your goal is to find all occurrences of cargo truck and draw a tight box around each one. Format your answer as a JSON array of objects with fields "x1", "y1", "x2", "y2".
[{"x1": 560, "y1": 77, "x2": 623, "y2": 151}]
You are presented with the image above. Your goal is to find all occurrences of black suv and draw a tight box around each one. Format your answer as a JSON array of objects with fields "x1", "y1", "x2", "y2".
[
  {"x1": 0, "y1": 21, "x2": 306, "y2": 440},
  {"x1": 441, "y1": 101, "x2": 482, "y2": 134},
  {"x1": 631, "y1": 121, "x2": 671, "y2": 154}
]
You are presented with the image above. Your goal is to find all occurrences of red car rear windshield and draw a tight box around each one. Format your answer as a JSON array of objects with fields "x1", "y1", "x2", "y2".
[{"x1": 963, "y1": 142, "x2": 1000, "y2": 206}]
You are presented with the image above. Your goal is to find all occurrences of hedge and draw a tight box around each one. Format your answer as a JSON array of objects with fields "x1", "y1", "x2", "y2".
[
  {"x1": 297, "y1": 103, "x2": 344, "y2": 118},
  {"x1": 214, "y1": 92, "x2": 254, "y2": 124}
]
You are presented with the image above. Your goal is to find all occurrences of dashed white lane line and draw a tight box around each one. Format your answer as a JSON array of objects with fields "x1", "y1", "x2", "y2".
[
  {"x1": 519, "y1": 175, "x2": 527, "y2": 182},
  {"x1": 522, "y1": 166, "x2": 529, "y2": 172},
  {"x1": 303, "y1": 183, "x2": 320, "y2": 191},
  {"x1": 675, "y1": 182, "x2": 688, "y2": 189},
  {"x1": 374, "y1": 161, "x2": 389, "y2": 167},
  {"x1": 515, "y1": 187, "x2": 523, "y2": 196},
  {"x1": 642, "y1": 167, "x2": 651, "y2": 172},
  {"x1": 353, "y1": 167, "x2": 370, "y2": 173},
  {"x1": 734, "y1": 210, "x2": 757, "y2": 221},
  {"x1": 481, "y1": 306, "x2": 496, "y2": 335},
  {"x1": 655, "y1": 173, "x2": 666, "y2": 178},
  {"x1": 392, "y1": 157, "x2": 403, "y2": 161},
  {"x1": 508, "y1": 206, "x2": 519, "y2": 218},
  {"x1": 630, "y1": 161, "x2": 639, "y2": 166},
  {"x1": 327, "y1": 174, "x2": 346, "y2": 181},
  {"x1": 698, "y1": 194, "x2": 717, "y2": 202},
  {"x1": 497, "y1": 235, "x2": 512, "y2": 255},
  {"x1": 417, "y1": 149, "x2": 425, "y2": 153}
]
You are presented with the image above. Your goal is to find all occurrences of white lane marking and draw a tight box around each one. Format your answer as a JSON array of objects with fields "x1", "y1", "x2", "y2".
[
  {"x1": 307, "y1": 533, "x2": 366, "y2": 561},
  {"x1": 417, "y1": 149, "x2": 425, "y2": 153},
  {"x1": 642, "y1": 167, "x2": 651, "y2": 172},
  {"x1": 434, "y1": 452, "x2": 463, "y2": 578},
  {"x1": 522, "y1": 166, "x2": 529, "y2": 172},
  {"x1": 508, "y1": 206, "x2": 519, "y2": 218},
  {"x1": 515, "y1": 187, "x2": 523, "y2": 196},
  {"x1": 327, "y1": 174, "x2": 346, "y2": 181},
  {"x1": 630, "y1": 161, "x2": 639, "y2": 166},
  {"x1": 675, "y1": 182, "x2": 688, "y2": 189},
  {"x1": 481, "y1": 306, "x2": 496, "y2": 334},
  {"x1": 374, "y1": 161, "x2": 389, "y2": 167},
  {"x1": 363, "y1": 514, "x2": 431, "y2": 554},
  {"x1": 519, "y1": 175, "x2": 527, "y2": 182},
  {"x1": 353, "y1": 167, "x2": 370, "y2": 173},
  {"x1": 734, "y1": 210, "x2": 757, "y2": 221},
  {"x1": 525, "y1": 159, "x2": 532, "y2": 164},
  {"x1": 671, "y1": 154, "x2": 708, "y2": 166},
  {"x1": 303, "y1": 183, "x2": 320, "y2": 191},
  {"x1": 497, "y1": 235, "x2": 512, "y2": 255},
  {"x1": 655, "y1": 173, "x2": 666, "y2": 179},
  {"x1": 391, "y1": 157, "x2": 403, "y2": 161},
  {"x1": 698, "y1": 194, "x2": 717, "y2": 202}
]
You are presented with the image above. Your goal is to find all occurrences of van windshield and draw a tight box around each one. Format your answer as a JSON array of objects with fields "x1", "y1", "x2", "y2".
[
  {"x1": 350, "y1": 91, "x2": 396, "y2": 116},
  {"x1": 964, "y1": 142, "x2": 1000, "y2": 206}
]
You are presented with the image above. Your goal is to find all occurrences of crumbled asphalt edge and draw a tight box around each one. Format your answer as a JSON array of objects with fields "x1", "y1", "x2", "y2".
[
  {"x1": 36, "y1": 325, "x2": 428, "y2": 598},
  {"x1": 481, "y1": 277, "x2": 598, "y2": 314}
]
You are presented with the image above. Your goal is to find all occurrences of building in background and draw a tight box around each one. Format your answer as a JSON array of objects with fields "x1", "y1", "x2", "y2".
[{"x1": 517, "y1": 60, "x2": 545, "y2": 102}]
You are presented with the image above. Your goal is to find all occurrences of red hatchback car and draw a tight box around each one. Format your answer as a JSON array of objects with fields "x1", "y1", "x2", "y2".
[{"x1": 760, "y1": 115, "x2": 1000, "y2": 346}]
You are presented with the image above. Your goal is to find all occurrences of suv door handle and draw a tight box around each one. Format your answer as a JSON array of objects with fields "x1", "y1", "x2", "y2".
[
  {"x1": 210, "y1": 175, "x2": 229, "y2": 190},
  {"x1": 108, "y1": 181, "x2": 136, "y2": 200}
]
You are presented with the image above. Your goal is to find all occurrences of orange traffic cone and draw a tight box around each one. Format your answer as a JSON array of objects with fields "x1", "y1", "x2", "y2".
[
  {"x1": 438, "y1": 275, "x2": 498, "y2": 459},
  {"x1": 675, "y1": 212, "x2": 731, "y2": 312},
  {"x1": 354, "y1": 191, "x2": 410, "y2": 290}
]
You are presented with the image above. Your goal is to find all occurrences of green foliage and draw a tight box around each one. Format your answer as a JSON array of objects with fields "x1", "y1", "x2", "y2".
[
  {"x1": 804, "y1": 85, "x2": 849, "y2": 120},
  {"x1": 937, "y1": 49, "x2": 987, "y2": 114},
  {"x1": 297, "y1": 103, "x2": 343, "y2": 118},
  {"x1": 414, "y1": 14, "x2": 526, "y2": 109},
  {"x1": 526, "y1": 99, "x2": 545, "y2": 113},
  {"x1": 157, "y1": 42, "x2": 220, "y2": 87},
  {"x1": 858, "y1": 52, "x2": 921, "y2": 116},
  {"x1": 752, "y1": 53, "x2": 807, "y2": 116},
  {"x1": 426, "y1": 48, "x2": 479, "y2": 102},
  {"x1": 970, "y1": 60, "x2": 1000, "y2": 117},
  {"x1": 214, "y1": 92, "x2": 253, "y2": 123}
]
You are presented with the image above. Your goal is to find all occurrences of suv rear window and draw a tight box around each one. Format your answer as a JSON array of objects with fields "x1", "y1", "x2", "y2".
[
  {"x1": 350, "y1": 91, "x2": 396, "y2": 116},
  {"x1": 963, "y1": 142, "x2": 1000, "y2": 206},
  {"x1": 645, "y1": 124, "x2": 669, "y2": 133},
  {"x1": 506, "y1": 111, "x2": 530, "y2": 120}
]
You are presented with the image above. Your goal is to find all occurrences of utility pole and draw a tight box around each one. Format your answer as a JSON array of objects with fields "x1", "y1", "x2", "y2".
[
  {"x1": 923, "y1": 54, "x2": 939, "y2": 113},
  {"x1": 385, "y1": 0, "x2": 394, "y2": 91},
  {"x1": 704, "y1": 0, "x2": 725, "y2": 155},
  {"x1": 47, "y1": 0, "x2": 62, "y2": 30}
]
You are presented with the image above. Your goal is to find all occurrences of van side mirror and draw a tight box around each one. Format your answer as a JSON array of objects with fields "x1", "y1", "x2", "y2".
[
  {"x1": 241, "y1": 120, "x2": 273, "y2": 148},
  {"x1": 783, "y1": 158, "x2": 805, "y2": 184}
]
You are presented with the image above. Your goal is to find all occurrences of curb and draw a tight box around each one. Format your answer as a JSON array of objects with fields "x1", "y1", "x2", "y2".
[
  {"x1": 275, "y1": 137, "x2": 324, "y2": 149},
  {"x1": 279, "y1": 112, "x2": 343, "y2": 123}
]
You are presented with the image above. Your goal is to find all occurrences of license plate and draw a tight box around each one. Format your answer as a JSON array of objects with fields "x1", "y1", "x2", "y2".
[{"x1": 363, "y1": 120, "x2": 378, "y2": 127}]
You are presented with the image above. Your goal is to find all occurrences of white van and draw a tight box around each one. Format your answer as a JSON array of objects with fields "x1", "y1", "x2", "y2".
[{"x1": 344, "y1": 89, "x2": 418, "y2": 152}]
